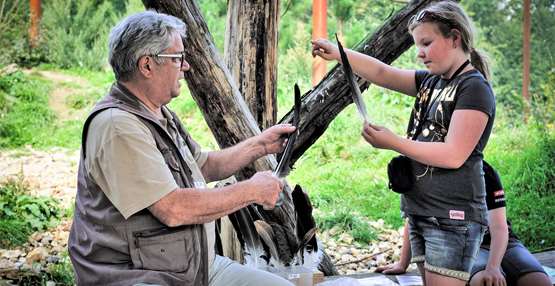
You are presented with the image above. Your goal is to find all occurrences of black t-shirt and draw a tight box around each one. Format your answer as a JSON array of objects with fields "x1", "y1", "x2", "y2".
[
  {"x1": 401, "y1": 70, "x2": 496, "y2": 225},
  {"x1": 481, "y1": 161, "x2": 519, "y2": 248}
]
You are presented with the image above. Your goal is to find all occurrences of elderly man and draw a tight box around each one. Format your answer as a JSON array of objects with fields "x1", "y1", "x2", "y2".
[{"x1": 68, "y1": 11, "x2": 294, "y2": 286}]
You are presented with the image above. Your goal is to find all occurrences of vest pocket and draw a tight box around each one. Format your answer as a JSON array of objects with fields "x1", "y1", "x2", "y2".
[{"x1": 131, "y1": 227, "x2": 191, "y2": 272}]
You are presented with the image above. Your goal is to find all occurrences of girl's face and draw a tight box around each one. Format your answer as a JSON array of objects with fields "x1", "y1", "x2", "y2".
[{"x1": 412, "y1": 22, "x2": 457, "y2": 77}]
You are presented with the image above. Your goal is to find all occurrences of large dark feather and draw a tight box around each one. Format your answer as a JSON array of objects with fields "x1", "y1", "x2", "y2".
[
  {"x1": 336, "y1": 34, "x2": 369, "y2": 123},
  {"x1": 274, "y1": 84, "x2": 301, "y2": 178},
  {"x1": 228, "y1": 208, "x2": 268, "y2": 267},
  {"x1": 292, "y1": 184, "x2": 317, "y2": 252}
]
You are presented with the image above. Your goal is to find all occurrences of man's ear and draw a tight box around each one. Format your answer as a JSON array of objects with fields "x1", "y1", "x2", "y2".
[{"x1": 137, "y1": 55, "x2": 153, "y2": 78}]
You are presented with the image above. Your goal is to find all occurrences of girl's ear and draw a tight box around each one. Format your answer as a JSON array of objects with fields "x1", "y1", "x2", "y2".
[{"x1": 450, "y1": 29, "x2": 462, "y2": 48}]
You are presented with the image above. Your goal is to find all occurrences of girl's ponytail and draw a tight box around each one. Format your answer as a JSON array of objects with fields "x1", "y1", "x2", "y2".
[{"x1": 470, "y1": 48, "x2": 491, "y2": 81}]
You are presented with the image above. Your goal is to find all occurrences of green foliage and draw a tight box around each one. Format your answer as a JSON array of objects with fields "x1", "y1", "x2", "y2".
[
  {"x1": 0, "y1": 71, "x2": 54, "y2": 147},
  {"x1": 484, "y1": 123, "x2": 555, "y2": 251},
  {"x1": 0, "y1": 0, "x2": 39, "y2": 67},
  {"x1": 0, "y1": 219, "x2": 31, "y2": 249},
  {"x1": 463, "y1": 0, "x2": 555, "y2": 122},
  {"x1": 198, "y1": 0, "x2": 228, "y2": 52},
  {"x1": 0, "y1": 176, "x2": 61, "y2": 248},
  {"x1": 40, "y1": 0, "x2": 122, "y2": 70},
  {"x1": 533, "y1": 69, "x2": 555, "y2": 125}
]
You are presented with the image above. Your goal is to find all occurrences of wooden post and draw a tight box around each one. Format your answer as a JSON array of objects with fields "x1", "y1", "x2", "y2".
[
  {"x1": 29, "y1": 0, "x2": 41, "y2": 48},
  {"x1": 225, "y1": 0, "x2": 279, "y2": 130},
  {"x1": 523, "y1": 0, "x2": 531, "y2": 121},
  {"x1": 311, "y1": 0, "x2": 327, "y2": 86}
]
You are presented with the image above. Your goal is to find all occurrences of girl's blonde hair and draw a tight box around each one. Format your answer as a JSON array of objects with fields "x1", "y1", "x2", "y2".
[{"x1": 408, "y1": 1, "x2": 490, "y2": 80}]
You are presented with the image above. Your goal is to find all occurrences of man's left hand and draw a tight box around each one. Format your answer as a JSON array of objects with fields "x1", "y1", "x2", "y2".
[
  {"x1": 361, "y1": 122, "x2": 400, "y2": 150},
  {"x1": 259, "y1": 124, "x2": 296, "y2": 155}
]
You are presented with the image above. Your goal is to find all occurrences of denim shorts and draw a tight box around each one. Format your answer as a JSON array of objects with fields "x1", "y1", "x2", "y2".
[
  {"x1": 408, "y1": 215, "x2": 485, "y2": 281},
  {"x1": 470, "y1": 241, "x2": 548, "y2": 285}
]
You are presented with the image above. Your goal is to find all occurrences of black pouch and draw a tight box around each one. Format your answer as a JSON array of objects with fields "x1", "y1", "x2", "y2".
[{"x1": 387, "y1": 155, "x2": 415, "y2": 194}]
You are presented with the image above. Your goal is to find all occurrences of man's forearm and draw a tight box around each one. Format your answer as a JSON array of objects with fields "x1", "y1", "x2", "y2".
[
  {"x1": 148, "y1": 181, "x2": 257, "y2": 226},
  {"x1": 202, "y1": 136, "x2": 265, "y2": 182}
]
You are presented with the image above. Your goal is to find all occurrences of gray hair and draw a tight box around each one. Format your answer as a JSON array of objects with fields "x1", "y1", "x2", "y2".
[{"x1": 108, "y1": 11, "x2": 186, "y2": 81}]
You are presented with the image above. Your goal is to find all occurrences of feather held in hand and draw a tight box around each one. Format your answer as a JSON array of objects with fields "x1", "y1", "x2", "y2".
[
  {"x1": 336, "y1": 33, "x2": 370, "y2": 123},
  {"x1": 274, "y1": 83, "x2": 301, "y2": 178}
]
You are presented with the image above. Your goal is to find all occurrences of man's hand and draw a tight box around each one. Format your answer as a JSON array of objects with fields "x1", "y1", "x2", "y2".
[
  {"x1": 375, "y1": 262, "x2": 408, "y2": 275},
  {"x1": 361, "y1": 122, "x2": 400, "y2": 150},
  {"x1": 259, "y1": 124, "x2": 296, "y2": 155},
  {"x1": 311, "y1": 39, "x2": 340, "y2": 61},
  {"x1": 478, "y1": 267, "x2": 506, "y2": 286},
  {"x1": 248, "y1": 171, "x2": 284, "y2": 209}
]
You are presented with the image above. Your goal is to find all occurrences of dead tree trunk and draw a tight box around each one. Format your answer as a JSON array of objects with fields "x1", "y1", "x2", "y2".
[
  {"x1": 142, "y1": 0, "x2": 299, "y2": 268},
  {"x1": 222, "y1": 0, "x2": 281, "y2": 264},
  {"x1": 225, "y1": 0, "x2": 279, "y2": 130}
]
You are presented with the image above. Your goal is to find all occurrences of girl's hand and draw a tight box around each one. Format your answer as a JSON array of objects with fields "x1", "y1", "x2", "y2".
[
  {"x1": 361, "y1": 122, "x2": 400, "y2": 150},
  {"x1": 311, "y1": 39, "x2": 340, "y2": 61},
  {"x1": 478, "y1": 267, "x2": 507, "y2": 286},
  {"x1": 375, "y1": 262, "x2": 408, "y2": 275}
]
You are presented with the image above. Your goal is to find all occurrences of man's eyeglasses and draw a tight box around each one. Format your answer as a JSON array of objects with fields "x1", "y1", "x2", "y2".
[{"x1": 152, "y1": 52, "x2": 186, "y2": 68}]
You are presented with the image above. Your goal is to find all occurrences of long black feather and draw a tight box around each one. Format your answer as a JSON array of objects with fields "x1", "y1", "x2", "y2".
[
  {"x1": 336, "y1": 34, "x2": 369, "y2": 123},
  {"x1": 274, "y1": 84, "x2": 301, "y2": 178}
]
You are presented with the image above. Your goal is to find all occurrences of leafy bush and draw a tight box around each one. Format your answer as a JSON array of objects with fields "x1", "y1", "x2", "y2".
[
  {"x1": 40, "y1": 0, "x2": 122, "y2": 70},
  {"x1": 0, "y1": 176, "x2": 61, "y2": 248}
]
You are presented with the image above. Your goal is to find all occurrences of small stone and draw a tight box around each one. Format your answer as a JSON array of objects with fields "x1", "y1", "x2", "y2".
[
  {"x1": 338, "y1": 233, "x2": 353, "y2": 244},
  {"x1": 46, "y1": 281, "x2": 56, "y2": 286},
  {"x1": 340, "y1": 254, "x2": 352, "y2": 263},
  {"x1": 40, "y1": 234, "x2": 53, "y2": 244},
  {"x1": 46, "y1": 255, "x2": 60, "y2": 264},
  {"x1": 2, "y1": 250, "x2": 22, "y2": 260},
  {"x1": 338, "y1": 246, "x2": 349, "y2": 255},
  {"x1": 26, "y1": 247, "x2": 48, "y2": 264},
  {"x1": 0, "y1": 259, "x2": 15, "y2": 270},
  {"x1": 20, "y1": 263, "x2": 31, "y2": 271},
  {"x1": 329, "y1": 226, "x2": 341, "y2": 236}
]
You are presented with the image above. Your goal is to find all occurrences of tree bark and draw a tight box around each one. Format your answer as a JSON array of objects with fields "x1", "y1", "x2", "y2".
[{"x1": 224, "y1": 0, "x2": 279, "y2": 130}]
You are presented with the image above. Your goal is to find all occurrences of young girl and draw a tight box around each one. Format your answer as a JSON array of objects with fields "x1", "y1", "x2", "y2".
[{"x1": 312, "y1": 2, "x2": 495, "y2": 285}]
